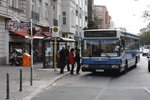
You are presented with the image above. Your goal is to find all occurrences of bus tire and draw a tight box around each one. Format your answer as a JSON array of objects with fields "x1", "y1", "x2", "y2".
[
  {"x1": 148, "y1": 60, "x2": 150, "y2": 72},
  {"x1": 92, "y1": 70, "x2": 96, "y2": 73},
  {"x1": 134, "y1": 57, "x2": 138, "y2": 68},
  {"x1": 123, "y1": 60, "x2": 128, "y2": 74}
]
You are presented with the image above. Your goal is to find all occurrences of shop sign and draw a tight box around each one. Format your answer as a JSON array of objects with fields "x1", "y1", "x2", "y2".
[
  {"x1": 7, "y1": 16, "x2": 30, "y2": 32},
  {"x1": 13, "y1": 22, "x2": 30, "y2": 28}
]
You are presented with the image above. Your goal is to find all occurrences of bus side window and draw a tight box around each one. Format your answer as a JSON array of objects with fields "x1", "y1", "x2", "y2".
[{"x1": 121, "y1": 40, "x2": 125, "y2": 46}]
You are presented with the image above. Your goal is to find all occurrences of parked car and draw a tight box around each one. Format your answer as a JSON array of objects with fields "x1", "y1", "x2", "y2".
[{"x1": 142, "y1": 49, "x2": 150, "y2": 56}]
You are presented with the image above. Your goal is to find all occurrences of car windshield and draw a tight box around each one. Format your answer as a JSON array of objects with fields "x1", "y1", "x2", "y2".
[{"x1": 83, "y1": 39, "x2": 119, "y2": 57}]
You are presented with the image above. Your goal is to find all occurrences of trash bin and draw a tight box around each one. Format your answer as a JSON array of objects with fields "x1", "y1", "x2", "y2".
[{"x1": 22, "y1": 53, "x2": 31, "y2": 67}]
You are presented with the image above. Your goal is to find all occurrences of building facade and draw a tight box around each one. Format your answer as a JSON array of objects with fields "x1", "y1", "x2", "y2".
[
  {"x1": 61, "y1": 0, "x2": 88, "y2": 48},
  {"x1": 93, "y1": 5, "x2": 111, "y2": 29},
  {"x1": 0, "y1": 0, "x2": 28, "y2": 65},
  {"x1": 75, "y1": 0, "x2": 88, "y2": 47},
  {"x1": 87, "y1": 0, "x2": 94, "y2": 22},
  {"x1": 0, "y1": 0, "x2": 88, "y2": 65},
  {"x1": 0, "y1": 0, "x2": 53, "y2": 65}
]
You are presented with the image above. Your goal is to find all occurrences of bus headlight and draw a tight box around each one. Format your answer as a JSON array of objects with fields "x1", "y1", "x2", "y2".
[{"x1": 112, "y1": 65, "x2": 119, "y2": 69}]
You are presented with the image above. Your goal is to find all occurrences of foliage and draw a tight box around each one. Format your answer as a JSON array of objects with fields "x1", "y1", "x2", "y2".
[
  {"x1": 88, "y1": 14, "x2": 99, "y2": 29},
  {"x1": 88, "y1": 19, "x2": 98, "y2": 29},
  {"x1": 143, "y1": 5, "x2": 150, "y2": 21},
  {"x1": 139, "y1": 30, "x2": 150, "y2": 45},
  {"x1": 143, "y1": 10, "x2": 150, "y2": 21},
  {"x1": 118, "y1": 27, "x2": 127, "y2": 31}
]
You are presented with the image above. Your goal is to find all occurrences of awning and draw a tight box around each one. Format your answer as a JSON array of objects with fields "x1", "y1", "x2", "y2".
[
  {"x1": 33, "y1": 33, "x2": 45, "y2": 39},
  {"x1": 9, "y1": 31, "x2": 49, "y2": 39},
  {"x1": 44, "y1": 37, "x2": 75, "y2": 42},
  {"x1": 9, "y1": 30, "x2": 30, "y2": 38},
  {"x1": 43, "y1": 32, "x2": 52, "y2": 37}
]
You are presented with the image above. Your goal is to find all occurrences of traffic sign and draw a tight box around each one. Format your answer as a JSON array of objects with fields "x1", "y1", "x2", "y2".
[{"x1": 52, "y1": 26, "x2": 59, "y2": 33}]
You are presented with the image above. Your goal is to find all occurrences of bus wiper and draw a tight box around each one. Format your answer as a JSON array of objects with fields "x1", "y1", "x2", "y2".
[
  {"x1": 103, "y1": 52, "x2": 111, "y2": 58},
  {"x1": 101, "y1": 49, "x2": 111, "y2": 58}
]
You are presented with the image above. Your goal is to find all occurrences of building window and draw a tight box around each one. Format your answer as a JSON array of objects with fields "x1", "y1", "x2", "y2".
[
  {"x1": 76, "y1": 10, "x2": 78, "y2": 16},
  {"x1": 32, "y1": 0, "x2": 35, "y2": 12},
  {"x1": 71, "y1": 10, "x2": 75, "y2": 27},
  {"x1": 38, "y1": 0, "x2": 42, "y2": 18},
  {"x1": 9, "y1": 0, "x2": 18, "y2": 8},
  {"x1": 45, "y1": 3, "x2": 49, "y2": 19},
  {"x1": 62, "y1": 11, "x2": 66, "y2": 25},
  {"x1": 85, "y1": 0, "x2": 87, "y2": 5}
]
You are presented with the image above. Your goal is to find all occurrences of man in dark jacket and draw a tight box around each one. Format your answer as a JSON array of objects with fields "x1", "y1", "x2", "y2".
[
  {"x1": 59, "y1": 46, "x2": 67, "y2": 74},
  {"x1": 66, "y1": 46, "x2": 70, "y2": 71},
  {"x1": 75, "y1": 48, "x2": 81, "y2": 74}
]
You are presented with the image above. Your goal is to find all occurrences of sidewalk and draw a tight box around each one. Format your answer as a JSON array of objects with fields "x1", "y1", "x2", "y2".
[{"x1": 0, "y1": 63, "x2": 69, "y2": 100}]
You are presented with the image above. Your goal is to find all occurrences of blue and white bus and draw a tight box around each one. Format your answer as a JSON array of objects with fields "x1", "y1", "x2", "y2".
[{"x1": 81, "y1": 29, "x2": 140, "y2": 74}]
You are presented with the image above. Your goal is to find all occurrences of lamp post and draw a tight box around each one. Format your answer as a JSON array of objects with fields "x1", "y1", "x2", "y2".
[
  {"x1": 53, "y1": 0, "x2": 58, "y2": 71},
  {"x1": 30, "y1": 0, "x2": 33, "y2": 86}
]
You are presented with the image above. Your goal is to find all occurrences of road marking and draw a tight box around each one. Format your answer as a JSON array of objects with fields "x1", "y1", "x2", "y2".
[
  {"x1": 93, "y1": 87, "x2": 150, "y2": 100},
  {"x1": 143, "y1": 87, "x2": 150, "y2": 94},
  {"x1": 94, "y1": 87, "x2": 106, "y2": 100}
]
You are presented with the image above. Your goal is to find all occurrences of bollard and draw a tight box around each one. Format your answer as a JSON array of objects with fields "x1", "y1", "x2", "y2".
[
  {"x1": 30, "y1": 67, "x2": 33, "y2": 86},
  {"x1": 6, "y1": 73, "x2": 9, "y2": 99},
  {"x1": 19, "y1": 69, "x2": 22, "y2": 91}
]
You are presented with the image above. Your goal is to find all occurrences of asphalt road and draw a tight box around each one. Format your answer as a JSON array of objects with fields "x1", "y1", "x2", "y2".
[{"x1": 32, "y1": 55, "x2": 150, "y2": 100}]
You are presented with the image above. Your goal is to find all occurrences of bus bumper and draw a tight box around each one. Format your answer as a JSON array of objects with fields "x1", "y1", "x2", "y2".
[{"x1": 81, "y1": 64, "x2": 121, "y2": 72}]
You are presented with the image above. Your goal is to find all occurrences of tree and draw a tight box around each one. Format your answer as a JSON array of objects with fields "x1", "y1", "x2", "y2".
[
  {"x1": 143, "y1": 6, "x2": 150, "y2": 21},
  {"x1": 88, "y1": 13, "x2": 99, "y2": 29},
  {"x1": 118, "y1": 27, "x2": 127, "y2": 31},
  {"x1": 88, "y1": 18, "x2": 99, "y2": 29},
  {"x1": 139, "y1": 30, "x2": 150, "y2": 45},
  {"x1": 140, "y1": 7, "x2": 150, "y2": 45}
]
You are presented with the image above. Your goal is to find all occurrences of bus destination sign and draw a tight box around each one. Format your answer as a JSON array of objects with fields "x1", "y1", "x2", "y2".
[{"x1": 84, "y1": 31, "x2": 117, "y2": 37}]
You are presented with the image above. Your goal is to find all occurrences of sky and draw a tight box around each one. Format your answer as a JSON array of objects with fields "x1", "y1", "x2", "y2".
[{"x1": 94, "y1": 0, "x2": 150, "y2": 34}]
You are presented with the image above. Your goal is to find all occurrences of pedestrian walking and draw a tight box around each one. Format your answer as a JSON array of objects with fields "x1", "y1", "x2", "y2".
[
  {"x1": 75, "y1": 48, "x2": 81, "y2": 74},
  {"x1": 68, "y1": 48, "x2": 76, "y2": 75},
  {"x1": 56, "y1": 50, "x2": 60, "y2": 68},
  {"x1": 59, "y1": 47, "x2": 67, "y2": 74},
  {"x1": 66, "y1": 46, "x2": 70, "y2": 71}
]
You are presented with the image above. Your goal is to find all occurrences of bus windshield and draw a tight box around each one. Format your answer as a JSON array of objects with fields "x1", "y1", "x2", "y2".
[{"x1": 83, "y1": 39, "x2": 120, "y2": 57}]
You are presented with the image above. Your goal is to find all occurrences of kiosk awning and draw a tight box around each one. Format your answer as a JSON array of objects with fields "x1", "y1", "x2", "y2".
[
  {"x1": 9, "y1": 30, "x2": 30, "y2": 38},
  {"x1": 34, "y1": 33, "x2": 45, "y2": 39},
  {"x1": 44, "y1": 37, "x2": 75, "y2": 42},
  {"x1": 9, "y1": 31, "x2": 50, "y2": 39}
]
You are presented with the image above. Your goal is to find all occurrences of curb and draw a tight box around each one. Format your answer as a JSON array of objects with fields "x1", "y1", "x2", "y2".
[{"x1": 23, "y1": 72, "x2": 69, "y2": 100}]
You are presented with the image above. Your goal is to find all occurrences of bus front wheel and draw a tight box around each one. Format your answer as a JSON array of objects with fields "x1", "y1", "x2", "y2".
[
  {"x1": 133, "y1": 57, "x2": 138, "y2": 68},
  {"x1": 123, "y1": 60, "x2": 128, "y2": 74},
  {"x1": 148, "y1": 60, "x2": 150, "y2": 72}
]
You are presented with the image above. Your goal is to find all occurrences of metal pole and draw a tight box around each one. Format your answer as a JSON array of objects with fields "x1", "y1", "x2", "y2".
[
  {"x1": 53, "y1": 0, "x2": 57, "y2": 71},
  {"x1": 19, "y1": 69, "x2": 22, "y2": 91},
  {"x1": 54, "y1": 37, "x2": 57, "y2": 71},
  {"x1": 30, "y1": 66, "x2": 33, "y2": 86},
  {"x1": 30, "y1": 0, "x2": 33, "y2": 86},
  {"x1": 30, "y1": 18, "x2": 33, "y2": 86},
  {"x1": 6, "y1": 73, "x2": 9, "y2": 99}
]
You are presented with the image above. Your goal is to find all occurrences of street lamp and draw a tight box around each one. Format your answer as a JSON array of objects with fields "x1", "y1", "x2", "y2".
[{"x1": 30, "y1": 0, "x2": 33, "y2": 86}]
